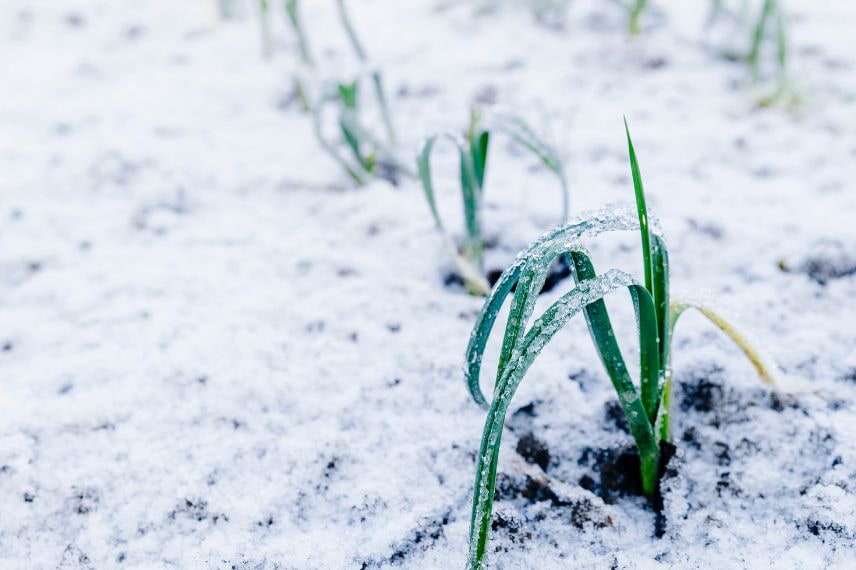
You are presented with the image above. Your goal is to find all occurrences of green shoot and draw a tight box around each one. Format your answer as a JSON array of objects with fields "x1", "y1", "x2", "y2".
[
  {"x1": 417, "y1": 109, "x2": 568, "y2": 296},
  {"x1": 628, "y1": 0, "x2": 648, "y2": 35},
  {"x1": 258, "y1": 0, "x2": 272, "y2": 58},
  {"x1": 464, "y1": 123, "x2": 779, "y2": 568},
  {"x1": 335, "y1": 0, "x2": 397, "y2": 143},
  {"x1": 710, "y1": 0, "x2": 795, "y2": 106},
  {"x1": 284, "y1": 0, "x2": 313, "y2": 66},
  {"x1": 625, "y1": 118, "x2": 653, "y2": 294},
  {"x1": 284, "y1": 0, "x2": 313, "y2": 110},
  {"x1": 280, "y1": 0, "x2": 403, "y2": 184},
  {"x1": 748, "y1": 0, "x2": 778, "y2": 80},
  {"x1": 313, "y1": 78, "x2": 413, "y2": 187},
  {"x1": 312, "y1": 85, "x2": 370, "y2": 186}
]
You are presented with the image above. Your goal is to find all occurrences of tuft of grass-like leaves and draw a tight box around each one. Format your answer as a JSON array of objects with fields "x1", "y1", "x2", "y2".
[
  {"x1": 417, "y1": 109, "x2": 568, "y2": 295},
  {"x1": 463, "y1": 122, "x2": 779, "y2": 568},
  {"x1": 281, "y1": 0, "x2": 408, "y2": 184},
  {"x1": 709, "y1": 0, "x2": 795, "y2": 106}
]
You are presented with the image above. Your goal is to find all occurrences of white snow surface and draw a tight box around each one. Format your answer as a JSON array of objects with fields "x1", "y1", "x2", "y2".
[{"x1": 2, "y1": 0, "x2": 856, "y2": 568}]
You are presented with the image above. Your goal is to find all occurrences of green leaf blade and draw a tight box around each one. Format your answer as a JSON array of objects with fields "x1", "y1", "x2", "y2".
[
  {"x1": 624, "y1": 119, "x2": 654, "y2": 296},
  {"x1": 468, "y1": 268, "x2": 658, "y2": 569}
]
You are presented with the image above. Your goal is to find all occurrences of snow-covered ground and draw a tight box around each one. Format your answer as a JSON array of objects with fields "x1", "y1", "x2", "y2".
[{"x1": 1, "y1": 0, "x2": 855, "y2": 568}]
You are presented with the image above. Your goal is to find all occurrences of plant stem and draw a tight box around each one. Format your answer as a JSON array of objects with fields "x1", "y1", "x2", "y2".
[
  {"x1": 258, "y1": 0, "x2": 272, "y2": 58},
  {"x1": 335, "y1": 0, "x2": 397, "y2": 143},
  {"x1": 284, "y1": 0, "x2": 314, "y2": 66},
  {"x1": 657, "y1": 371, "x2": 672, "y2": 442},
  {"x1": 629, "y1": 0, "x2": 647, "y2": 35}
]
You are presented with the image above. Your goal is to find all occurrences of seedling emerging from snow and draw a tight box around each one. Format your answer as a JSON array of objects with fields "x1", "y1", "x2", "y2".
[
  {"x1": 334, "y1": 0, "x2": 396, "y2": 144},
  {"x1": 463, "y1": 122, "x2": 779, "y2": 568},
  {"x1": 282, "y1": 0, "x2": 405, "y2": 184},
  {"x1": 284, "y1": 0, "x2": 313, "y2": 110},
  {"x1": 417, "y1": 109, "x2": 568, "y2": 295},
  {"x1": 709, "y1": 0, "x2": 794, "y2": 106}
]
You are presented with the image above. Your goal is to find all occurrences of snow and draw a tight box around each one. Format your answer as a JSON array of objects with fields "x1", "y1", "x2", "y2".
[{"x1": 1, "y1": 0, "x2": 855, "y2": 568}]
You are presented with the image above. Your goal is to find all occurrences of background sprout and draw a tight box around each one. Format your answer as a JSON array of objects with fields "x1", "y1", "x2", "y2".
[
  {"x1": 463, "y1": 123, "x2": 779, "y2": 568},
  {"x1": 282, "y1": 0, "x2": 405, "y2": 184},
  {"x1": 312, "y1": 78, "x2": 415, "y2": 187},
  {"x1": 748, "y1": 0, "x2": 787, "y2": 82},
  {"x1": 708, "y1": 0, "x2": 793, "y2": 105},
  {"x1": 312, "y1": 81, "x2": 374, "y2": 186},
  {"x1": 284, "y1": 0, "x2": 314, "y2": 110},
  {"x1": 417, "y1": 109, "x2": 569, "y2": 295},
  {"x1": 627, "y1": 0, "x2": 648, "y2": 35},
  {"x1": 335, "y1": 0, "x2": 397, "y2": 144}
]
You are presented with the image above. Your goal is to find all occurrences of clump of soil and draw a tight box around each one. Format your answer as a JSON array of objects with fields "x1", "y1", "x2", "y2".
[
  {"x1": 446, "y1": 252, "x2": 572, "y2": 293},
  {"x1": 491, "y1": 510, "x2": 532, "y2": 550},
  {"x1": 778, "y1": 239, "x2": 856, "y2": 284},
  {"x1": 516, "y1": 432, "x2": 551, "y2": 471},
  {"x1": 578, "y1": 445, "x2": 644, "y2": 503},
  {"x1": 578, "y1": 441, "x2": 678, "y2": 537},
  {"x1": 603, "y1": 400, "x2": 630, "y2": 434},
  {"x1": 679, "y1": 367, "x2": 725, "y2": 414},
  {"x1": 360, "y1": 510, "x2": 453, "y2": 568},
  {"x1": 494, "y1": 472, "x2": 612, "y2": 530}
]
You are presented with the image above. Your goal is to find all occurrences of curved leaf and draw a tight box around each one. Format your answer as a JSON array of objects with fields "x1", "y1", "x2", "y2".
[
  {"x1": 418, "y1": 133, "x2": 490, "y2": 295},
  {"x1": 465, "y1": 207, "x2": 649, "y2": 406},
  {"x1": 467, "y1": 270, "x2": 659, "y2": 568},
  {"x1": 670, "y1": 297, "x2": 779, "y2": 386}
]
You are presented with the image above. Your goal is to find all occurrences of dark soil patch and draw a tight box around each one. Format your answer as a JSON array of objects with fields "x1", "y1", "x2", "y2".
[
  {"x1": 679, "y1": 367, "x2": 725, "y2": 414},
  {"x1": 168, "y1": 497, "x2": 228, "y2": 525},
  {"x1": 803, "y1": 518, "x2": 852, "y2": 541},
  {"x1": 516, "y1": 432, "x2": 551, "y2": 471},
  {"x1": 779, "y1": 241, "x2": 856, "y2": 284},
  {"x1": 603, "y1": 400, "x2": 630, "y2": 434},
  {"x1": 444, "y1": 250, "x2": 573, "y2": 293},
  {"x1": 491, "y1": 510, "x2": 532, "y2": 549},
  {"x1": 578, "y1": 441, "x2": 677, "y2": 537},
  {"x1": 578, "y1": 445, "x2": 643, "y2": 503},
  {"x1": 486, "y1": 254, "x2": 572, "y2": 294},
  {"x1": 494, "y1": 473, "x2": 611, "y2": 530},
  {"x1": 359, "y1": 510, "x2": 453, "y2": 568}
]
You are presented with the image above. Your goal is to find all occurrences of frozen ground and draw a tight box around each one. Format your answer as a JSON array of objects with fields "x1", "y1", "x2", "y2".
[{"x1": 1, "y1": 0, "x2": 856, "y2": 568}]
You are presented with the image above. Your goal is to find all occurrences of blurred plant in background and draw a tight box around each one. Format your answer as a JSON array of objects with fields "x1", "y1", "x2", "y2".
[
  {"x1": 417, "y1": 109, "x2": 568, "y2": 295},
  {"x1": 708, "y1": 0, "x2": 796, "y2": 106}
]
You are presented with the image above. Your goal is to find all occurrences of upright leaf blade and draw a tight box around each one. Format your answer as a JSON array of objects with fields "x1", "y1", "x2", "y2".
[
  {"x1": 624, "y1": 119, "x2": 654, "y2": 296},
  {"x1": 417, "y1": 136, "x2": 446, "y2": 232},
  {"x1": 652, "y1": 235, "x2": 670, "y2": 387},
  {"x1": 571, "y1": 252, "x2": 658, "y2": 425},
  {"x1": 458, "y1": 144, "x2": 485, "y2": 277},
  {"x1": 417, "y1": 134, "x2": 490, "y2": 295},
  {"x1": 749, "y1": 0, "x2": 776, "y2": 79},
  {"x1": 284, "y1": 0, "x2": 313, "y2": 66}
]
